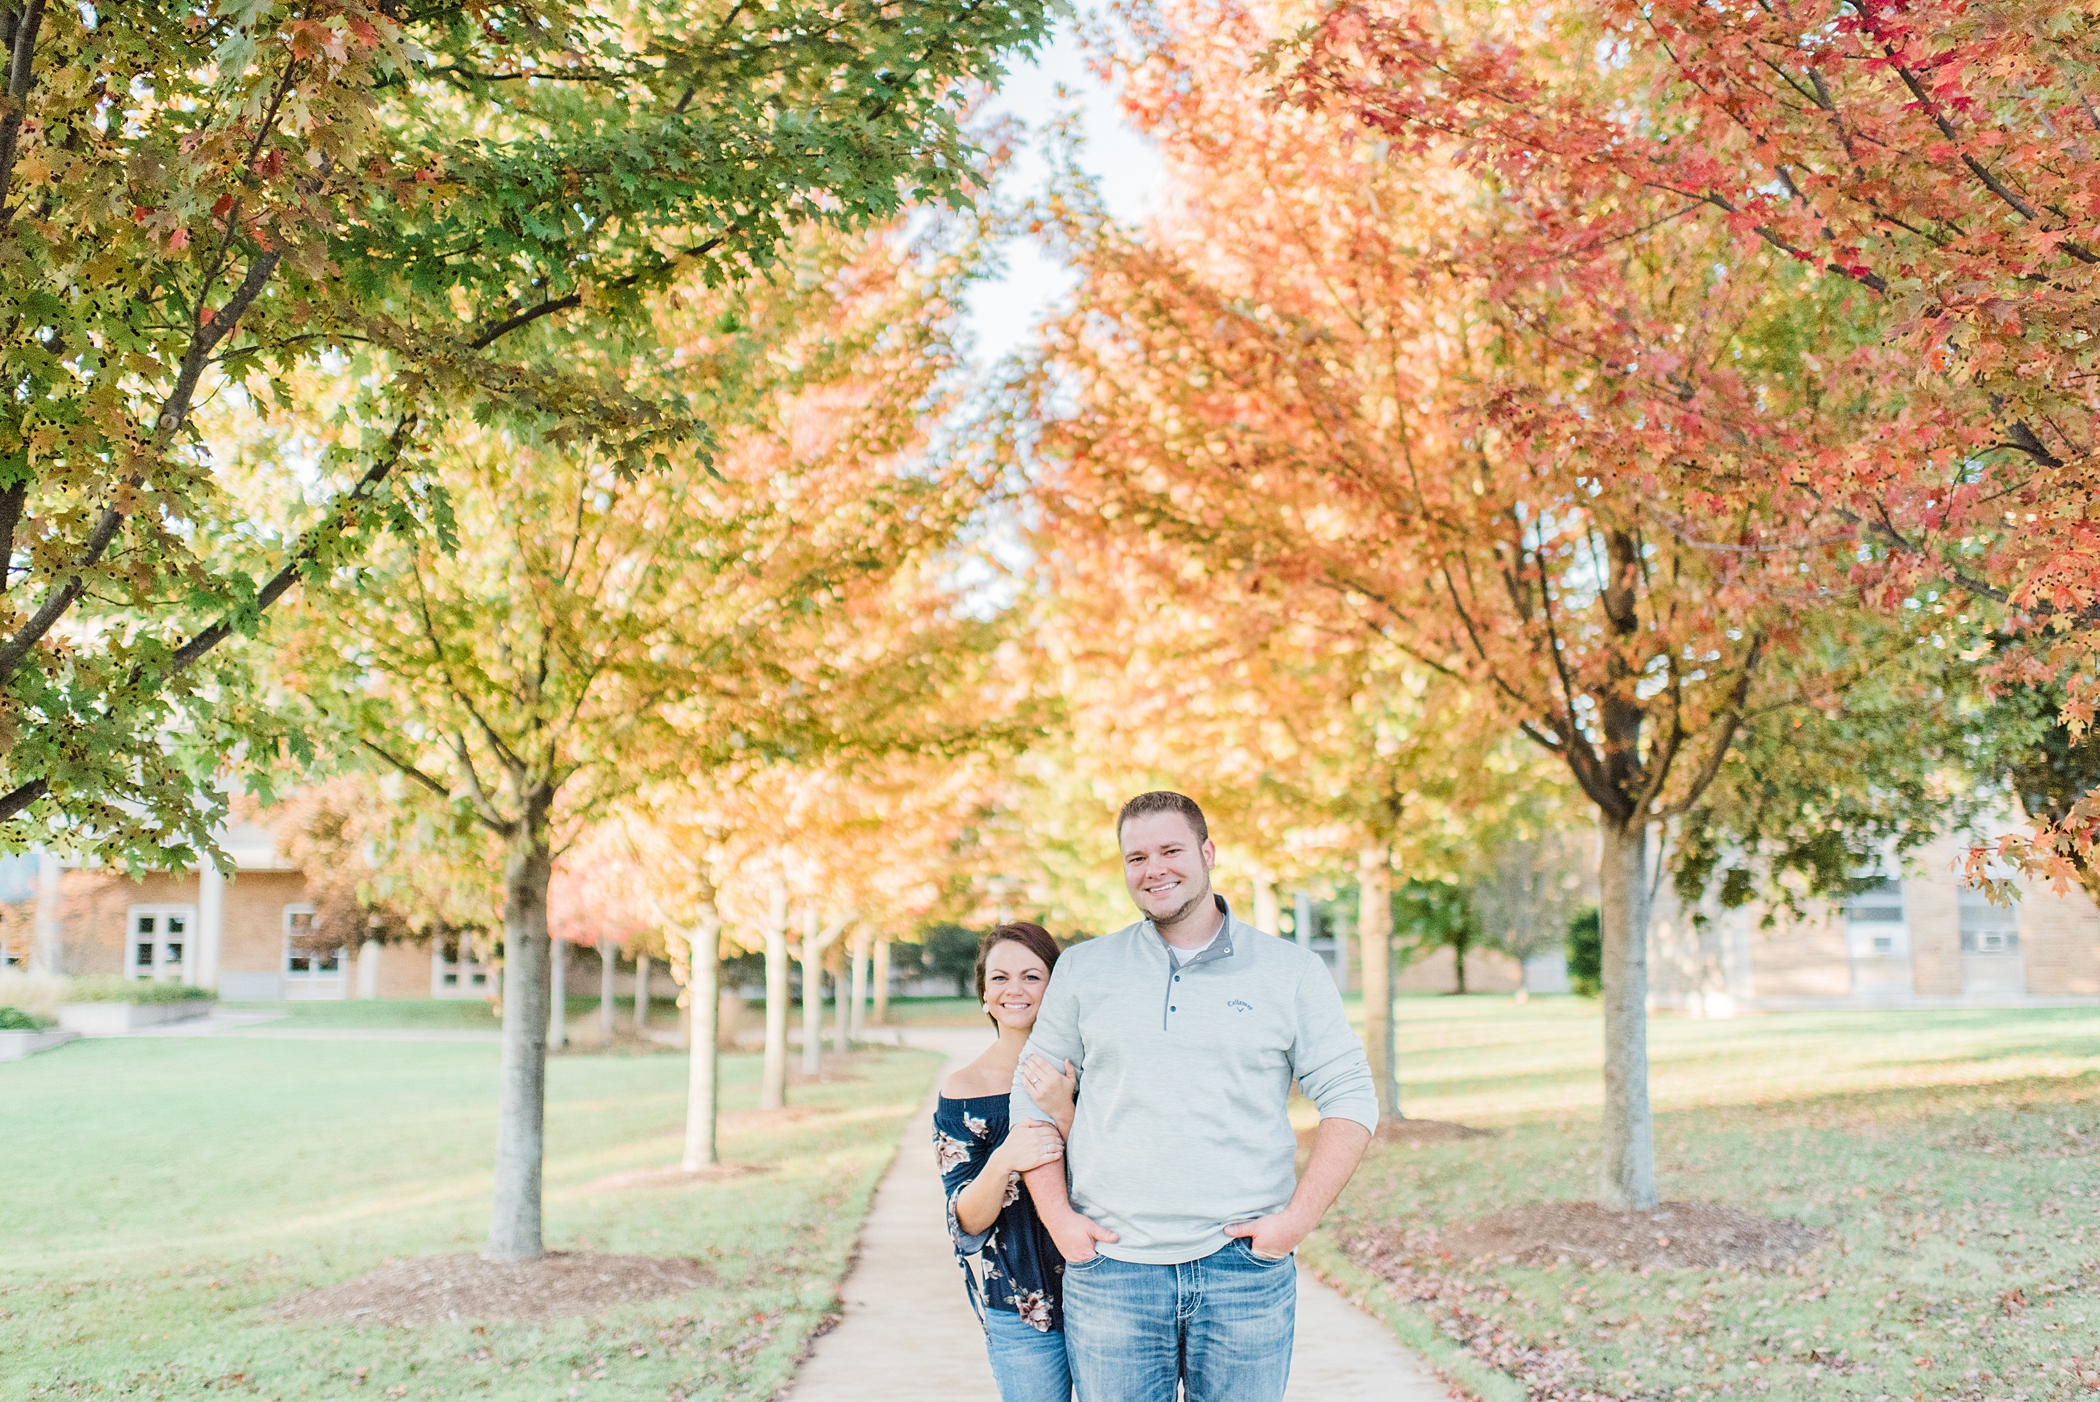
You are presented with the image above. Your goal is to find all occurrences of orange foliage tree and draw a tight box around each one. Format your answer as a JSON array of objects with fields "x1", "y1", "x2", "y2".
[
  {"x1": 1011, "y1": 0, "x2": 1944, "y2": 1207},
  {"x1": 1283, "y1": 0, "x2": 2100, "y2": 890},
  {"x1": 279, "y1": 225, "x2": 1003, "y2": 1258}
]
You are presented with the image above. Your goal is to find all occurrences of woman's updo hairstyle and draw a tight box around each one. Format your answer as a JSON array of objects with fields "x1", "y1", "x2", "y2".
[{"x1": 975, "y1": 922, "x2": 1061, "y2": 1025}]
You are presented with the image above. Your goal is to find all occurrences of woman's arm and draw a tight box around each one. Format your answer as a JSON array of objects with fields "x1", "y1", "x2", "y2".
[{"x1": 954, "y1": 1120, "x2": 1064, "y2": 1235}]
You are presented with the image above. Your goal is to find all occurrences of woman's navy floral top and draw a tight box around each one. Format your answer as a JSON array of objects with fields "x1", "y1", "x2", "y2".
[{"x1": 935, "y1": 1092, "x2": 1062, "y2": 1333}]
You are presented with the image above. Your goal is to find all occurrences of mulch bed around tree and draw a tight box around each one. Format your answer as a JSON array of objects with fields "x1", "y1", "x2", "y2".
[
  {"x1": 1436, "y1": 1199, "x2": 1828, "y2": 1270},
  {"x1": 276, "y1": 1251, "x2": 713, "y2": 1326}
]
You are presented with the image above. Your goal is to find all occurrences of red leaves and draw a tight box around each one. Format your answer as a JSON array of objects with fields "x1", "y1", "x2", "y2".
[{"x1": 1283, "y1": 0, "x2": 2100, "y2": 713}]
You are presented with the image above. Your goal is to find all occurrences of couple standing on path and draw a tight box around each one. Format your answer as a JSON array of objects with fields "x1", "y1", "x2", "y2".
[{"x1": 936, "y1": 791, "x2": 1380, "y2": 1402}]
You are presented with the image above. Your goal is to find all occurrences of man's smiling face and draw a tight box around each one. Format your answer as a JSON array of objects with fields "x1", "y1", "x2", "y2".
[{"x1": 1120, "y1": 809, "x2": 1217, "y2": 927}]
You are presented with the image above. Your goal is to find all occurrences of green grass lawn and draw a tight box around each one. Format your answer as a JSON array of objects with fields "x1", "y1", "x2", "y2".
[
  {"x1": 219, "y1": 997, "x2": 508, "y2": 1030},
  {"x1": 0, "y1": 1034, "x2": 939, "y2": 1401},
  {"x1": 874, "y1": 996, "x2": 984, "y2": 1027},
  {"x1": 220, "y1": 996, "x2": 693, "y2": 1033},
  {"x1": 1321, "y1": 996, "x2": 2100, "y2": 1400}
]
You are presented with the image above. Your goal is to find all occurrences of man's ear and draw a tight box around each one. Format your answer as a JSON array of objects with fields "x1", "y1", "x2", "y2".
[{"x1": 1201, "y1": 839, "x2": 1217, "y2": 871}]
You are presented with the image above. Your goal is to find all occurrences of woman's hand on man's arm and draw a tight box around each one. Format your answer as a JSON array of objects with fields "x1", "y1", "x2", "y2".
[{"x1": 1021, "y1": 1055, "x2": 1078, "y2": 1139}]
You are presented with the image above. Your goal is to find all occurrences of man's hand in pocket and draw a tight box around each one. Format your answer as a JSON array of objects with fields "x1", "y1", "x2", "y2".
[
  {"x1": 1044, "y1": 1208, "x2": 1119, "y2": 1264},
  {"x1": 1223, "y1": 1211, "x2": 1310, "y2": 1261}
]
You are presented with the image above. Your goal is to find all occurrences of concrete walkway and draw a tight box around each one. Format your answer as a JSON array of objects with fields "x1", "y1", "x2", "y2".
[{"x1": 785, "y1": 1027, "x2": 1453, "y2": 1402}]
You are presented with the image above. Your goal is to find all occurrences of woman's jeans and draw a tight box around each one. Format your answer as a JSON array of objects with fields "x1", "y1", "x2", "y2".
[
  {"x1": 984, "y1": 1306, "x2": 1074, "y2": 1402},
  {"x1": 1059, "y1": 1240, "x2": 1296, "y2": 1402}
]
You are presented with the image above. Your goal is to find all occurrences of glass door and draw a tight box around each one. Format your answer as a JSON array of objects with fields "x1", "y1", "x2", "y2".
[{"x1": 126, "y1": 907, "x2": 194, "y2": 981}]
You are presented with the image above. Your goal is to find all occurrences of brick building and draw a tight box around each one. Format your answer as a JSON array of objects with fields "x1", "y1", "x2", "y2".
[
  {"x1": 18, "y1": 821, "x2": 493, "y2": 1001},
  {"x1": 1647, "y1": 824, "x2": 2100, "y2": 1012}
]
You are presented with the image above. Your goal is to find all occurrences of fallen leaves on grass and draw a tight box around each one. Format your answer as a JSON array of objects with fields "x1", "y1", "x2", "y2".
[
  {"x1": 1441, "y1": 1200, "x2": 1828, "y2": 1271},
  {"x1": 1342, "y1": 1229, "x2": 1598, "y2": 1399},
  {"x1": 276, "y1": 1251, "x2": 713, "y2": 1325}
]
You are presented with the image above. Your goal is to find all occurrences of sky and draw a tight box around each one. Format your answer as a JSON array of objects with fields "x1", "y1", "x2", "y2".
[{"x1": 959, "y1": 19, "x2": 1167, "y2": 369}]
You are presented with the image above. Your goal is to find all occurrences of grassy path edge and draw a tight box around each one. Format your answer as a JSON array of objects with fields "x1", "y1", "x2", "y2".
[{"x1": 1298, "y1": 1233, "x2": 1526, "y2": 1402}]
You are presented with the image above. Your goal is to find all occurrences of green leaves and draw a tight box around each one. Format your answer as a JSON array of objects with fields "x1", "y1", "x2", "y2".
[{"x1": 0, "y1": 0, "x2": 1049, "y2": 863}]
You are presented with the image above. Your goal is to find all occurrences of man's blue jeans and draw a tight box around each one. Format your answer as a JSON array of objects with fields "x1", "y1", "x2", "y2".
[{"x1": 1060, "y1": 1241, "x2": 1296, "y2": 1402}]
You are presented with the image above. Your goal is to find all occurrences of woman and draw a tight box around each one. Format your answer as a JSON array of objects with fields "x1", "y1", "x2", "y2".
[{"x1": 934, "y1": 922, "x2": 1079, "y2": 1402}]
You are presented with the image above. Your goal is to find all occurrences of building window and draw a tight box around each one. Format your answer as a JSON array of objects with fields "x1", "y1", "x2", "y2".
[
  {"x1": 283, "y1": 906, "x2": 346, "y2": 996},
  {"x1": 1844, "y1": 878, "x2": 1907, "y2": 958},
  {"x1": 433, "y1": 936, "x2": 491, "y2": 998},
  {"x1": 126, "y1": 906, "x2": 195, "y2": 981},
  {"x1": 1958, "y1": 886, "x2": 2021, "y2": 954}
]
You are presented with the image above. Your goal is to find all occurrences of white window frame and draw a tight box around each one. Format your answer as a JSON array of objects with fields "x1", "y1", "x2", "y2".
[
  {"x1": 432, "y1": 935, "x2": 493, "y2": 999},
  {"x1": 1957, "y1": 885, "x2": 2022, "y2": 955},
  {"x1": 282, "y1": 905, "x2": 347, "y2": 999},
  {"x1": 126, "y1": 905, "x2": 196, "y2": 981},
  {"x1": 1844, "y1": 878, "x2": 1909, "y2": 960}
]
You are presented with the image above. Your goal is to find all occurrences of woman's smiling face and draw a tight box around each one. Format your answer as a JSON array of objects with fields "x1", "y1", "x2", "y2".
[{"x1": 982, "y1": 940, "x2": 1052, "y2": 1031}]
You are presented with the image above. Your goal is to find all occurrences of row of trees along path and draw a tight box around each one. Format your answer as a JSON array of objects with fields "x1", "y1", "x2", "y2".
[
  {"x1": 1012, "y1": 0, "x2": 2096, "y2": 1210},
  {"x1": 2, "y1": 0, "x2": 1055, "y2": 1261}
]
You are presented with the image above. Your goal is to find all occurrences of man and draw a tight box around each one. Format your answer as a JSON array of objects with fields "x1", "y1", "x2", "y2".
[{"x1": 1010, "y1": 791, "x2": 1377, "y2": 1402}]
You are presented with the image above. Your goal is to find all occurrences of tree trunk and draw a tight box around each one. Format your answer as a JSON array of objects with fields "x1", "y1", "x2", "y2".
[
  {"x1": 486, "y1": 820, "x2": 553, "y2": 1262},
  {"x1": 762, "y1": 881, "x2": 790, "y2": 1111},
  {"x1": 548, "y1": 934, "x2": 567, "y2": 1050},
  {"x1": 800, "y1": 910, "x2": 825, "y2": 1075},
  {"x1": 1357, "y1": 846, "x2": 1399, "y2": 1121},
  {"x1": 1453, "y1": 929, "x2": 1469, "y2": 995},
  {"x1": 682, "y1": 912, "x2": 721, "y2": 1171},
  {"x1": 32, "y1": 851, "x2": 63, "y2": 976},
  {"x1": 634, "y1": 955, "x2": 650, "y2": 1030},
  {"x1": 872, "y1": 937, "x2": 891, "y2": 1027},
  {"x1": 1254, "y1": 871, "x2": 1280, "y2": 935},
  {"x1": 849, "y1": 932, "x2": 870, "y2": 1040},
  {"x1": 832, "y1": 957, "x2": 850, "y2": 1053},
  {"x1": 1597, "y1": 815, "x2": 1657, "y2": 1210},
  {"x1": 600, "y1": 943, "x2": 617, "y2": 1045}
]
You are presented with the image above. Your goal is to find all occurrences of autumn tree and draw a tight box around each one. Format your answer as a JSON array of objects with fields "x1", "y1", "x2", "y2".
[
  {"x1": 1012, "y1": 0, "x2": 2000, "y2": 1207},
  {"x1": 1283, "y1": 0, "x2": 2100, "y2": 883},
  {"x1": 0, "y1": 0, "x2": 1050, "y2": 865},
  {"x1": 266, "y1": 775, "x2": 490, "y2": 954},
  {"x1": 278, "y1": 226, "x2": 998, "y2": 1260}
]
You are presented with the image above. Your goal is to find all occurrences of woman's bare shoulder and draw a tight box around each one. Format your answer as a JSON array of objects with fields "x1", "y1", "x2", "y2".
[{"x1": 943, "y1": 1053, "x2": 1017, "y2": 1100}]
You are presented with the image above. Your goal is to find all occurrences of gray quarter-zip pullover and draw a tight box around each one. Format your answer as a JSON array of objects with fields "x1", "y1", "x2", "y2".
[{"x1": 1010, "y1": 896, "x2": 1378, "y2": 1264}]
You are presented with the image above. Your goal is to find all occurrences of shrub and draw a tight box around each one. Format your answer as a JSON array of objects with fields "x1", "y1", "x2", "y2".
[
  {"x1": 64, "y1": 978, "x2": 214, "y2": 1005},
  {"x1": 0, "y1": 1005, "x2": 47, "y2": 1030},
  {"x1": 1566, "y1": 906, "x2": 1602, "y2": 998},
  {"x1": 0, "y1": 969, "x2": 67, "y2": 1020}
]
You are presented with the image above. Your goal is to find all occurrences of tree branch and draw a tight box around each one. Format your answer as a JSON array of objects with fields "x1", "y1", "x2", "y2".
[
  {"x1": 0, "y1": 0, "x2": 48, "y2": 225},
  {"x1": 163, "y1": 412, "x2": 418, "y2": 680},
  {"x1": 0, "y1": 249, "x2": 282, "y2": 687},
  {"x1": 0, "y1": 774, "x2": 46, "y2": 822},
  {"x1": 1655, "y1": 635, "x2": 1763, "y2": 820},
  {"x1": 466, "y1": 234, "x2": 728, "y2": 350}
]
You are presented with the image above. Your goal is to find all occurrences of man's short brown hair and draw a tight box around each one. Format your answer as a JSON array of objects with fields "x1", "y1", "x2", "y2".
[{"x1": 1115, "y1": 791, "x2": 1209, "y2": 845}]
